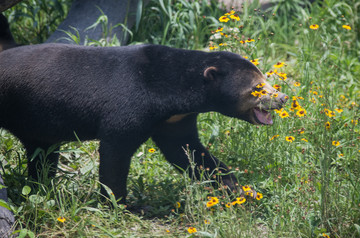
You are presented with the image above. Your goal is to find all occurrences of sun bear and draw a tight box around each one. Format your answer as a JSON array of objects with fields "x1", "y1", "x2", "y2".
[{"x1": 0, "y1": 43, "x2": 287, "y2": 202}]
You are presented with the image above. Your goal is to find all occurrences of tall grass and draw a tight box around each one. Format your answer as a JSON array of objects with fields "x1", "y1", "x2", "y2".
[
  {"x1": 132, "y1": 0, "x2": 224, "y2": 49},
  {"x1": 1, "y1": 0, "x2": 359, "y2": 237}
]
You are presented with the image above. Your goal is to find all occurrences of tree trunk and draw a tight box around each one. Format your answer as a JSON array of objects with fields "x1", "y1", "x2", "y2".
[
  {"x1": 46, "y1": 0, "x2": 150, "y2": 45},
  {"x1": 0, "y1": 175, "x2": 14, "y2": 238},
  {"x1": 0, "y1": 0, "x2": 23, "y2": 12}
]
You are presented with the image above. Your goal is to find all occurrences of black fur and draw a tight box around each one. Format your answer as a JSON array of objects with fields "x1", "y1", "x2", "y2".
[{"x1": 0, "y1": 43, "x2": 281, "y2": 202}]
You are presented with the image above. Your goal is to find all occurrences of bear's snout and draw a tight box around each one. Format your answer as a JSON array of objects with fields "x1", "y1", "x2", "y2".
[
  {"x1": 258, "y1": 82, "x2": 288, "y2": 110},
  {"x1": 278, "y1": 93, "x2": 288, "y2": 104},
  {"x1": 267, "y1": 91, "x2": 288, "y2": 110}
]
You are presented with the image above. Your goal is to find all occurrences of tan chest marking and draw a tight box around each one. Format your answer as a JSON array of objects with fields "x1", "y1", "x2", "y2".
[{"x1": 166, "y1": 114, "x2": 190, "y2": 123}]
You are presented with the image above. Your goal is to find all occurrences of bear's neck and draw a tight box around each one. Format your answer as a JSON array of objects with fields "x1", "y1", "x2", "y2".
[{"x1": 140, "y1": 45, "x2": 215, "y2": 115}]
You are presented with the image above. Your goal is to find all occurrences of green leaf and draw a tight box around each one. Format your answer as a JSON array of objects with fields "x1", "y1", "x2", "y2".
[
  {"x1": 355, "y1": 224, "x2": 360, "y2": 235},
  {"x1": 46, "y1": 200, "x2": 56, "y2": 208},
  {"x1": 17, "y1": 229, "x2": 28, "y2": 238},
  {"x1": 135, "y1": 0, "x2": 143, "y2": 32},
  {"x1": 0, "y1": 199, "x2": 11, "y2": 210},
  {"x1": 29, "y1": 194, "x2": 45, "y2": 204},
  {"x1": 22, "y1": 185, "x2": 31, "y2": 196}
]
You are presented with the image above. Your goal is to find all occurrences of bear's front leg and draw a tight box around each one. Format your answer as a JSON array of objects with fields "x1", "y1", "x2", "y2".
[
  {"x1": 98, "y1": 138, "x2": 145, "y2": 203},
  {"x1": 152, "y1": 114, "x2": 238, "y2": 192}
]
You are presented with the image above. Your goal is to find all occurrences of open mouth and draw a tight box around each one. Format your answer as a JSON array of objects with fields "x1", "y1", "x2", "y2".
[{"x1": 253, "y1": 107, "x2": 273, "y2": 125}]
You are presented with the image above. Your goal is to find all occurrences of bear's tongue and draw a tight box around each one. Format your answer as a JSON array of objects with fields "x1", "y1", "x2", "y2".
[{"x1": 254, "y1": 108, "x2": 273, "y2": 125}]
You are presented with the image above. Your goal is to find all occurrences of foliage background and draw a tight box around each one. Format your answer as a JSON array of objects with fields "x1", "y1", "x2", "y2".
[{"x1": 1, "y1": 0, "x2": 359, "y2": 237}]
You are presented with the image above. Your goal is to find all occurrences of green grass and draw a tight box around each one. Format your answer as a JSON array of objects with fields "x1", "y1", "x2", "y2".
[{"x1": 1, "y1": 0, "x2": 360, "y2": 237}]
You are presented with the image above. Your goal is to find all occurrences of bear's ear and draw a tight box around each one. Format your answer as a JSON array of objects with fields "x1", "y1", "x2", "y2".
[{"x1": 203, "y1": 66, "x2": 219, "y2": 81}]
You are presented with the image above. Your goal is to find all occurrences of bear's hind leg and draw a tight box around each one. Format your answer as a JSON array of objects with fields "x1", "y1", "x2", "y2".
[{"x1": 24, "y1": 142, "x2": 60, "y2": 182}]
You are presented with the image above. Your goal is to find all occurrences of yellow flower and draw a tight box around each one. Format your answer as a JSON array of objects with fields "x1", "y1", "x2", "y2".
[
  {"x1": 209, "y1": 45, "x2": 218, "y2": 50},
  {"x1": 332, "y1": 141, "x2": 340, "y2": 146},
  {"x1": 272, "y1": 93, "x2": 279, "y2": 98},
  {"x1": 176, "y1": 202, "x2": 181, "y2": 208},
  {"x1": 310, "y1": 24, "x2": 319, "y2": 30},
  {"x1": 148, "y1": 148, "x2": 156, "y2": 153},
  {"x1": 206, "y1": 201, "x2": 214, "y2": 207},
  {"x1": 321, "y1": 233, "x2": 330, "y2": 238},
  {"x1": 324, "y1": 109, "x2": 335, "y2": 118},
  {"x1": 339, "y1": 153, "x2": 344, "y2": 157},
  {"x1": 239, "y1": 40, "x2": 246, "y2": 44},
  {"x1": 204, "y1": 220, "x2": 211, "y2": 224},
  {"x1": 335, "y1": 108, "x2": 343, "y2": 113},
  {"x1": 215, "y1": 27, "x2": 223, "y2": 32},
  {"x1": 230, "y1": 14, "x2": 240, "y2": 21},
  {"x1": 270, "y1": 135, "x2": 280, "y2": 141},
  {"x1": 231, "y1": 197, "x2": 246, "y2": 205},
  {"x1": 279, "y1": 110, "x2": 289, "y2": 118},
  {"x1": 245, "y1": 38, "x2": 255, "y2": 43},
  {"x1": 312, "y1": 90, "x2": 318, "y2": 95},
  {"x1": 210, "y1": 197, "x2": 219, "y2": 204},
  {"x1": 225, "y1": 10, "x2": 235, "y2": 15},
  {"x1": 276, "y1": 72, "x2": 287, "y2": 80},
  {"x1": 219, "y1": 43, "x2": 227, "y2": 46},
  {"x1": 256, "y1": 193, "x2": 263, "y2": 200},
  {"x1": 301, "y1": 138, "x2": 308, "y2": 142},
  {"x1": 260, "y1": 90, "x2": 268, "y2": 96},
  {"x1": 57, "y1": 217, "x2": 66, "y2": 223},
  {"x1": 266, "y1": 70, "x2": 277, "y2": 77},
  {"x1": 273, "y1": 84, "x2": 281, "y2": 90},
  {"x1": 286, "y1": 136, "x2": 295, "y2": 142},
  {"x1": 206, "y1": 196, "x2": 219, "y2": 207},
  {"x1": 296, "y1": 107, "x2": 306, "y2": 117},
  {"x1": 224, "y1": 130, "x2": 230, "y2": 135},
  {"x1": 219, "y1": 16, "x2": 230, "y2": 22},
  {"x1": 291, "y1": 100, "x2": 300, "y2": 111},
  {"x1": 220, "y1": 32, "x2": 229, "y2": 37},
  {"x1": 274, "y1": 108, "x2": 283, "y2": 113},
  {"x1": 250, "y1": 59, "x2": 259, "y2": 66},
  {"x1": 251, "y1": 91, "x2": 261, "y2": 97},
  {"x1": 225, "y1": 202, "x2": 231, "y2": 208},
  {"x1": 188, "y1": 227, "x2": 197, "y2": 234},
  {"x1": 294, "y1": 82, "x2": 301, "y2": 87},
  {"x1": 273, "y1": 62, "x2": 286, "y2": 68},
  {"x1": 166, "y1": 229, "x2": 170, "y2": 233},
  {"x1": 325, "y1": 121, "x2": 331, "y2": 130},
  {"x1": 256, "y1": 83, "x2": 265, "y2": 88},
  {"x1": 342, "y1": 25, "x2": 351, "y2": 30},
  {"x1": 242, "y1": 185, "x2": 251, "y2": 191}
]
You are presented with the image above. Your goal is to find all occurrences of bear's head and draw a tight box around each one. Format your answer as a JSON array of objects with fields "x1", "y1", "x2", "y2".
[{"x1": 204, "y1": 53, "x2": 288, "y2": 125}]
